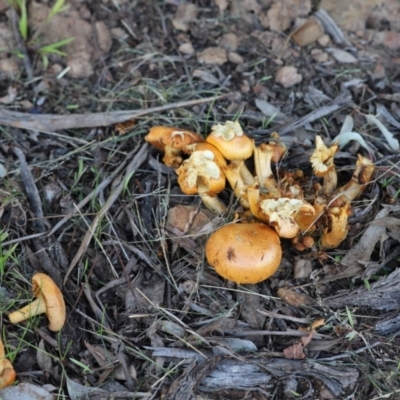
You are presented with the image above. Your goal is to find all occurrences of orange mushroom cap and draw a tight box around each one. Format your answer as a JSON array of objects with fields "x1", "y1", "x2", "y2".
[
  {"x1": 0, "y1": 340, "x2": 16, "y2": 389},
  {"x1": 176, "y1": 149, "x2": 227, "y2": 214},
  {"x1": 9, "y1": 273, "x2": 66, "y2": 332},
  {"x1": 206, "y1": 121, "x2": 253, "y2": 162},
  {"x1": 145, "y1": 126, "x2": 204, "y2": 167},
  {"x1": 184, "y1": 142, "x2": 227, "y2": 169},
  {"x1": 205, "y1": 223, "x2": 282, "y2": 284}
]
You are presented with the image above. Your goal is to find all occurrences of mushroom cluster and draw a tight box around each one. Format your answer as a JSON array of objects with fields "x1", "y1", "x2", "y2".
[{"x1": 146, "y1": 121, "x2": 375, "y2": 283}]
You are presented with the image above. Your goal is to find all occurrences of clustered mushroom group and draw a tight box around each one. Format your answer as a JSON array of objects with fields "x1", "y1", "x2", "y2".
[
  {"x1": 146, "y1": 121, "x2": 375, "y2": 284},
  {"x1": 1, "y1": 273, "x2": 66, "y2": 389}
]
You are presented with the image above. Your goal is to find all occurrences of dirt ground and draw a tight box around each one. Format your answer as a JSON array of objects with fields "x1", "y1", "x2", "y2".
[{"x1": 0, "y1": 0, "x2": 400, "y2": 399}]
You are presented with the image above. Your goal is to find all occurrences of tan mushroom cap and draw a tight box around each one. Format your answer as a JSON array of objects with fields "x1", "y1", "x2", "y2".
[
  {"x1": 184, "y1": 142, "x2": 227, "y2": 169},
  {"x1": 206, "y1": 121, "x2": 253, "y2": 161},
  {"x1": 9, "y1": 273, "x2": 66, "y2": 332},
  {"x1": 205, "y1": 223, "x2": 282, "y2": 284}
]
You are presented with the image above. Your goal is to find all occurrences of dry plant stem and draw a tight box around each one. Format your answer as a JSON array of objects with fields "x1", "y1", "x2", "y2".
[
  {"x1": 8, "y1": 297, "x2": 46, "y2": 324},
  {"x1": 63, "y1": 143, "x2": 149, "y2": 285},
  {"x1": 0, "y1": 95, "x2": 226, "y2": 132},
  {"x1": 13, "y1": 147, "x2": 46, "y2": 232}
]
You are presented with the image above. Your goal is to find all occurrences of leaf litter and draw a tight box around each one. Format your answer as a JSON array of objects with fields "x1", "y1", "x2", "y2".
[{"x1": 0, "y1": 0, "x2": 399, "y2": 398}]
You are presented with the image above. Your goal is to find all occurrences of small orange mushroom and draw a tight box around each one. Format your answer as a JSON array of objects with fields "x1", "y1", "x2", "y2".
[
  {"x1": 206, "y1": 121, "x2": 255, "y2": 185},
  {"x1": 310, "y1": 135, "x2": 338, "y2": 194},
  {"x1": 334, "y1": 155, "x2": 375, "y2": 202},
  {"x1": 0, "y1": 340, "x2": 16, "y2": 389},
  {"x1": 145, "y1": 126, "x2": 204, "y2": 168},
  {"x1": 205, "y1": 223, "x2": 282, "y2": 284},
  {"x1": 177, "y1": 149, "x2": 227, "y2": 214},
  {"x1": 9, "y1": 273, "x2": 66, "y2": 332}
]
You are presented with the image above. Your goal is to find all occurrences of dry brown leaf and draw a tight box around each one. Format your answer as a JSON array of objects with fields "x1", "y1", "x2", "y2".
[
  {"x1": 268, "y1": 0, "x2": 311, "y2": 31},
  {"x1": 283, "y1": 330, "x2": 315, "y2": 359},
  {"x1": 340, "y1": 208, "x2": 391, "y2": 272},
  {"x1": 326, "y1": 48, "x2": 357, "y2": 63},
  {"x1": 197, "y1": 47, "x2": 228, "y2": 65},
  {"x1": 167, "y1": 205, "x2": 213, "y2": 235},
  {"x1": 275, "y1": 66, "x2": 303, "y2": 88},
  {"x1": 277, "y1": 287, "x2": 311, "y2": 307},
  {"x1": 179, "y1": 42, "x2": 195, "y2": 55},
  {"x1": 172, "y1": 3, "x2": 198, "y2": 32},
  {"x1": 36, "y1": 339, "x2": 53, "y2": 372}
]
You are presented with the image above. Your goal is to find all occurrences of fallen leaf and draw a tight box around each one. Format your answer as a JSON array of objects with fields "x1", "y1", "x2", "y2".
[
  {"x1": 277, "y1": 287, "x2": 311, "y2": 306},
  {"x1": 326, "y1": 48, "x2": 357, "y2": 63},
  {"x1": 36, "y1": 339, "x2": 52, "y2": 372},
  {"x1": 167, "y1": 205, "x2": 213, "y2": 235},
  {"x1": 197, "y1": 47, "x2": 228, "y2": 65},
  {"x1": 218, "y1": 32, "x2": 238, "y2": 51},
  {"x1": 283, "y1": 330, "x2": 315, "y2": 359},
  {"x1": 268, "y1": 0, "x2": 312, "y2": 31},
  {"x1": 172, "y1": 3, "x2": 198, "y2": 32},
  {"x1": 0, "y1": 383, "x2": 53, "y2": 400},
  {"x1": 275, "y1": 66, "x2": 303, "y2": 88},
  {"x1": 179, "y1": 42, "x2": 195, "y2": 55},
  {"x1": 67, "y1": 377, "x2": 108, "y2": 400},
  {"x1": 366, "y1": 114, "x2": 400, "y2": 151},
  {"x1": 193, "y1": 69, "x2": 220, "y2": 84}
]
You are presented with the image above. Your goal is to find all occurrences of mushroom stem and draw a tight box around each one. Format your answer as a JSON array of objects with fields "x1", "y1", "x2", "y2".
[
  {"x1": 254, "y1": 143, "x2": 276, "y2": 189},
  {"x1": 247, "y1": 184, "x2": 268, "y2": 221},
  {"x1": 8, "y1": 297, "x2": 46, "y2": 324},
  {"x1": 310, "y1": 136, "x2": 338, "y2": 195},
  {"x1": 199, "y1": 193, "x2": 226, "y2": 214},
  {"x1": 321, "y1": 203, "x2": 351, "y2": 249},
  {"x1": 238, "y1": 162, "x2": 255, "y2": 186},
  {"x1": 334, "y1": 155, "x2": 375, "y2": 202},
  {"x1": 223, "y1": 163, "x2": 250, "y2": 208}
]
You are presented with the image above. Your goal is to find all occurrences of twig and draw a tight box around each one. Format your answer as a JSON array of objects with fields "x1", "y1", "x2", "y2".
[
  {"x1": 316, "y1": 341, "x2": 382, "y2": 361},
  {"x1": 0, "y1": 95, "x2": 226, "y2": 132},
  {"x1": 315, "y1": 8, "x2": 353, "y2": 48},
  {"x1": 224, "y1": 329, "x2": 328, "y2": 339},
  {"x1": 13, "y1": 147, "x2": 46, "y2": 232},
  {"x1": 257, "y1": 309, "x2": 311, "y2": 324}
]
